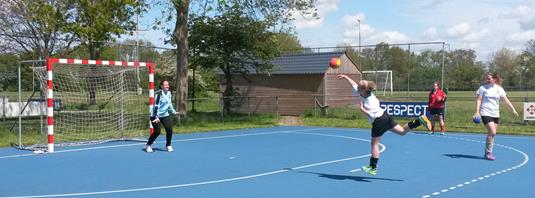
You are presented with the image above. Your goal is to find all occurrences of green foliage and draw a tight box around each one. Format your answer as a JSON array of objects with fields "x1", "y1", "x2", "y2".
[
  {"x1": 276, "y1": 32, "x2": 304, "y2": 52},
  {"x1": 63, "y1": 0, "x2": 148, "y2": 59},
  {"x1": 188, "y1": 3, "x2": 282, "y2": 110},
  {"x1": 0, "y1": 0, "x2": 73, "y2": 58},
  {"x1": 0, "y1": 54, "x2": 19, "y2": 91}
]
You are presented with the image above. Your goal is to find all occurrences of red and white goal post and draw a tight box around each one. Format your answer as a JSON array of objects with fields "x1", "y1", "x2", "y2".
[{"x1": 41, "y1": 58, "x2": 155, "y2": 153}]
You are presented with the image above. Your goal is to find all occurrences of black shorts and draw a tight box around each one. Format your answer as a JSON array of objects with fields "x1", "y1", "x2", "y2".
[
  {"x1": 429, "y1": 108, "x2": 444, "y2": 115},
  {"x1": 371, "y1": 113, "x2": 398, "y2": 137},
  {"x1": 481, "y1": 116, "x2": 500, "y2": 125}
]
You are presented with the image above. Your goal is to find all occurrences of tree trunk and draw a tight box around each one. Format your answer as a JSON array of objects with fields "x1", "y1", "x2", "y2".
[
  {"x1": 173, "y1": 1, "x2": 189, "y2": 116},
  {"x1": 223, "y1": 69, "x2": 233, "y2": 114},
  {"x1": 88, "y1": 42, "x2": 98, "y2": 105}
]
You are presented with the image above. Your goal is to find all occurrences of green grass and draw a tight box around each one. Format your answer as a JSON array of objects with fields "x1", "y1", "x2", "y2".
[
  {"x1": 303, "y1": 94, "x2": 535, "y2": 136},
  {"x1": 0, "y1": 112, "x2": 279, "y2": 148},
  {"x1": 2, "y1": 90, "x2": 535, "y2": 149}
]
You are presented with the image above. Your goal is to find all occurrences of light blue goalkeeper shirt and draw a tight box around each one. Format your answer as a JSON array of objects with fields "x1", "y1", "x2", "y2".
[{"x1": 151, "y1": 90, "x2": 177, "y2": 118}]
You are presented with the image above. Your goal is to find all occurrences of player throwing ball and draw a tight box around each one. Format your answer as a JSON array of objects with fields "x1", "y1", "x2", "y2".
[{"x1": 338, "y1": 74, "x2": 432, "y2": 175}]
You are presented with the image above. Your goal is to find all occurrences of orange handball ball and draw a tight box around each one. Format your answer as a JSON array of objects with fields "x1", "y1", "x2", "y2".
[{"x1": 329, "y1": 58, "x2": 341, "y2": 69}]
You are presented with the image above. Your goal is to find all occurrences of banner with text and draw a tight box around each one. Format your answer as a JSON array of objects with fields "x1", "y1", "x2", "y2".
[{"x1": 380, "y1": 102, "x2": 432, "y2": 118}]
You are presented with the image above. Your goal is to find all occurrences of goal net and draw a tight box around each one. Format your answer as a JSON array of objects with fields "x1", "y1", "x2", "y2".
[
  {"x1": 29, "y1": 58, "x2": 154, "y2": 152},
  {"x1": 362, "y1": 70, "x2": 393, "y2": 96}
]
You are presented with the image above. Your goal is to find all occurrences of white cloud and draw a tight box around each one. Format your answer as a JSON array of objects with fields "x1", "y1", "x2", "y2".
[
  {"x1": 499, "y1": 4, "x2": 535, "y2": 30},
  {"x1": 447, "y1": 23, "x2": 471, "y2": 37},
  {"x1": 422, "y1": 27, "x2": 439, "y2": 40},
  {"x1": 369, "y1": 31, "x2": 411, "y2": 44},
  {"x1": 292, "y1": 0, "x2": 340, "y2": 29},
  {"x1": 506, "y1": 30, "x2": 535, "y2": 44},
  {"x1": 341, "y1": 13, "x2": 375, "y2": 38},
  {"x1": 462, "y1": 29, "x2": 490, "y2": 42}
]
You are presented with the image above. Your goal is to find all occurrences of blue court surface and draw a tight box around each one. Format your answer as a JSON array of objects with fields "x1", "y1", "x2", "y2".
[{"x1": 1, "y1": 126, "x2": 534, "y2": 198}]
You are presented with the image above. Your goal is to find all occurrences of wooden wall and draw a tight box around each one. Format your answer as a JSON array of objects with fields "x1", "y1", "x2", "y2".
[{"x1": 220, "y1": 74, "x2": 324, "y2": 115}]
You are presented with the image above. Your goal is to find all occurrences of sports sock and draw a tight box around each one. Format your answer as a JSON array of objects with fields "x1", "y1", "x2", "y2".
[
  {"x1": 407, "y1": 119, "x2": 421, "y2": 129},
  {"x1": 486, "y1": 142, "x2": 493, "y2": 153},
  {"x1": 370, "y1": 157, "x2": 379, "y2": 169}
]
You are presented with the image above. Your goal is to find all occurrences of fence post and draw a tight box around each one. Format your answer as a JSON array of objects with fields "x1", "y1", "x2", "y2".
[
  {"x1": 2, "y1": 96, "x2": 5, "y2": 122},
  {"x1": 275, "y1": 96, "x2": 279, "y2": 117},
  {"x1": 219, "y1": 97, "x2": 224, "y2": 122},
  {"x1": 524, "y1": 97, "x2": 529, "y2": 125}
]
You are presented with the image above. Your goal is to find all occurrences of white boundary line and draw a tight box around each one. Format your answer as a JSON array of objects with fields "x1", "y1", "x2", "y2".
[
  {"x1": 0, "y1": 128, "x2": 321, "y2": 159},
  {"x1": 0, "y1": 128, "x2": 378, "y2": 198},
  {"x1": 419, "y1": 134, "x2": 530, "y2": 198}
]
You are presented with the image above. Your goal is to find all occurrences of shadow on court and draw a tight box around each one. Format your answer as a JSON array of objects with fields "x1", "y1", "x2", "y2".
[
  {"x1": 444, "y1": 153, "x2": 486, "y2": 160},
  {"x1": 299, "y1": 171, "x2": 404, "y2": 183}
]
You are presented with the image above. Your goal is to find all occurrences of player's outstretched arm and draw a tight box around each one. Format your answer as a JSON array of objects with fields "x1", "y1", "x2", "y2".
[
  {"x1": 337, "y1": 74, "x2": 358, "y2": 87},
  {"x1": 502, "y1": 96, "x2": 519, "y2": 117}
]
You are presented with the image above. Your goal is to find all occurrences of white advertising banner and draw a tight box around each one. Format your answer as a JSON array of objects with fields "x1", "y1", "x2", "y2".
[{"x1": 524, "y1": 102, "x2": 535, "y2": 121}]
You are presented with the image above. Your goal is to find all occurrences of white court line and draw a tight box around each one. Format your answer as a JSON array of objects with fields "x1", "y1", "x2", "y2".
[
  {"x1": 0, "y1": 128, "x2": 322, "y2": 159},
  {"x1": 285, "y1": 131, "x2": 387, "y2": 173},
  {"x1": 0, "y1": 128, "x2": 374, "y2": 198},
  {"x1": 419, "y1": 134, "x2": 530, "y2": 198}
]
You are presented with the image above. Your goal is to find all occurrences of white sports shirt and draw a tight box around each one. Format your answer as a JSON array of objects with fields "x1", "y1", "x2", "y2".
[
  {"x1": 476, "y1": 84, "x2": 506, "y2": 117},
  {"x1": 352, "y1": 84, "x2": 384, "y2": 123}
]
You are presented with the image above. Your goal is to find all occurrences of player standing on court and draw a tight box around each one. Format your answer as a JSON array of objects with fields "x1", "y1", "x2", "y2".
[
  {"x1": 338, "y1": 74, "x2": 432, "y2": 175},
  {"x1": 428, "y1": 82, "x2": 447, "y2": 135},
  {"x1": 474, "y1": 73, "x2": 518, "y2": 160},
  {"x1": 145, "y1": 80, "x2": 178, "y2": 153}
]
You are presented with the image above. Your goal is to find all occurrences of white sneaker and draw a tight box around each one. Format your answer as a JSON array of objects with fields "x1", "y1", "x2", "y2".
[
  {"x1": 166, "y1": 146, "x2": 174, "y2": 152},
  {"x1": 440, "y1": 132, "x2": 445, "y2": 135},
  {"x1": 144, "y1": 145, "x2": 153, "y2": 153}
]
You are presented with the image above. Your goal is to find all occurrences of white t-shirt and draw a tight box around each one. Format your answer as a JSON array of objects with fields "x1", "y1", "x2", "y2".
[
  {"x1": 352, "y1": 84, "x2": 384, "y2": 123},
  {"x1": 476, "y1": 84, "x2": 506, "y2": 117}
]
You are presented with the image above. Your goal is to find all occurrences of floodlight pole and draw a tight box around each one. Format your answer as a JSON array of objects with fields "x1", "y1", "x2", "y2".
[
  {"x1": 357, "y1": 19, "x2": 362, "y2": 67},
  {"x1": 441, "y1": 42, "x2": 445, "y2": 88},
  {"x1": 357, "y1": 19, "x2": 361, "y2": 53}
]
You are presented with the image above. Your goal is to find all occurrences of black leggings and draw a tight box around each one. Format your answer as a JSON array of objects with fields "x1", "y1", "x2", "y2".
[{"x1": 147, "y1": 116, "x2": 173, "y2": 146}]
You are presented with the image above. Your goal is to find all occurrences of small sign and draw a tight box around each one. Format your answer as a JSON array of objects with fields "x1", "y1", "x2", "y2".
[{"x1": 524, "y1": 102, "x2": 535, "y2": 121}]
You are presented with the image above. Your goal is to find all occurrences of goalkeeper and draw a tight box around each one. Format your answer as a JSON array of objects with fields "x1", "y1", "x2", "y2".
[{"x1": 145, "y1": 80, "x2": 177, "y2": 153}]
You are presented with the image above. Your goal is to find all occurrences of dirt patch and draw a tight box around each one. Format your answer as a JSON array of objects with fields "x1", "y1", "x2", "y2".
[{"x1": 278, "y1": 116, "x2": 303, "y2": 126}]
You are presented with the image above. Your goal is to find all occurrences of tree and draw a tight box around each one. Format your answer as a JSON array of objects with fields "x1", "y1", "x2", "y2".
[
  {"x1": 276, "y1": 32, "x2": 304, "y2": 53},
  {"x1": 446, "y1": 49, "x2": 485, "y2": 90},
  {"x1": 0, "y1": 54, "x2": 19, "y2": 91},
  {"x1": 0, "y1": 0, "x2": 73, "y2": 59},
  {"x1": 155, "y1": 0, "x2": 317, "y2": 115},
  {"x1": 63, "y1": 0, "x2": 147, "y2": 104},
  {"x1": 519, "y1": 39, "x2": 535, "y2": 89},
  {"x1": 188, "y1": 3, "x2": 280, "y2": 113},
  {"x1": 488, "y1": 48, "x2": 519, "y2": 88},
  {"x1": 64, "y1": 0, "x2": 147, "y2": 60}
]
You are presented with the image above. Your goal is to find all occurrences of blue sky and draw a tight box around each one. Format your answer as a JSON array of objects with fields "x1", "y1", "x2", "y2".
[{"x1": 134, "y1": 0, "x2": 535, "y2": 61}]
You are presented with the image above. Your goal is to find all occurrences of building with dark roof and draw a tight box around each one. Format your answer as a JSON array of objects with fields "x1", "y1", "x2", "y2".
[{"x1": 219, "y1": 51, "x2": 362, "y2": 115}]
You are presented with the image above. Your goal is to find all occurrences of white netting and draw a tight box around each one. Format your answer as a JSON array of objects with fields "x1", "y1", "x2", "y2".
[
  {"x1": 362, "y1": 70, "x2": 393, "y2": 96},
  {"x1": 30, "y1": 64, "x2": 148, "y2": 149}
]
